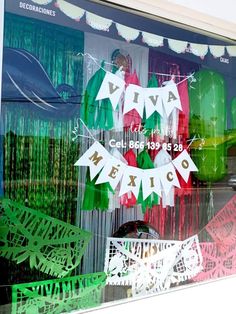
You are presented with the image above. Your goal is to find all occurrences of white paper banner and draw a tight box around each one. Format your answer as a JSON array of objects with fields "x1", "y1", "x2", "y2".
[
  {"x1": 75, "y1": 144, "x2": 199, "y2": 200},
  {"x1": 162, "y1": 83, "x2": 182, "y2": 117},
  {"x1": 159, "y1": 163, "x2": 180, "y2": 195},
  {"x1": 144, "y1": 87, "x2": 163, "y2": 118},
  {"x1": 96, "y1": 71, "x2": 125, "y2": 110},
  {"x1": 74, "y1": 141, "x2": 110, "y2": 180},
  {"x1": 172, "y1": 149, "x2": 198, "y2": 183},
  {"x1": 119, "y1": 166, "x2": 143, "y2": 198},
  {"x1": 123, "y1": 84, "x2": 145, "y2": 117},
  {"x1": 141, "y1": 169, "x2": 162, "y2": 200},
  {"x1": 96, "y1": 156, "x2": 127, "y2": 190}
]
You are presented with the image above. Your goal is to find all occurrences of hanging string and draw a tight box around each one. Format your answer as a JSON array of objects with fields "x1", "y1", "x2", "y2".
[{"x1": 77, "y1": 52, "x2": 195, "y2": 86}]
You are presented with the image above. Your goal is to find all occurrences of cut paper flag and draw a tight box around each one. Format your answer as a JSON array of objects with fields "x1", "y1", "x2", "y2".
[
  {"x1": 119, "y1": 166, "x2": 143, "y2": 198},
  {"x1": 0, "y1": 199, "x2": 91, "y2": 278},
  {"x1": 144, "y1": 87, "x2": 163, "y2": 118},
  {"x1": 104, "y1": 235, "x2": 202, "y2": 296},
  {"x1": 162, "y1": 83, "x2": 182, "y2": 117},
  {"x1": 172, "y1": 149, "x2": 198, "y2": 183},
  {"x1": 141, "y1": 169, "x2": 162, "y2": 200},
  {"x1": 96, "y1": 71, "x2": 125, "y2": 110},
  {"x1": 204, "y1": 194, "x2": 236, "y2": 247},
  {"x1": 123, "y1": 84, "x2": 145, "y2": 117},
  {"x1": 192, "y1": 242, "x2": 236, "y2": 282},
  {"x1": 158, "y1": 162, "x2": 180, "y2": 195},
  {"x1": 74, "y1": 141, "x2": 110, "y2": 180},
  {"x1": 12, "y1": 272, "x2": 107, "y2": 314},
  {"x1": 96, "y1": 156, "x2": 127, "y2": 190}
]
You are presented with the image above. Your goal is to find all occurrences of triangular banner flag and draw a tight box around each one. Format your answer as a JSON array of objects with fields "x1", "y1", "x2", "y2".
[
  {"x1": 96, "y1": 71, "x2": 125, "y2": 110},
  {"x1": 119, "y1": 166, "x2": 143, "y2": 198},
  {"x1": 141, "y1": 169, "x2": 162, "y2": 200},
  {"x1": 74, "y1": 141, "x2": 110, "y2": 180},
  {"x1": 96, "y1": 156, "x2": 127, "y2": 190},
  {"x1": 158, "y1": 162, "x2": 180, "y2": 195},
  {"x1": 162, "y1": 83, "x2": 182, "y2": 117},
  {"x1": 172, "y1": 149, "x2": 198, "y2": 183},
  {"x1": 144, "y1": 87, "x2": 163, "y2": 118},
  {"x1": 123, "y1": 84, "x2": 145, "y2": 117}
]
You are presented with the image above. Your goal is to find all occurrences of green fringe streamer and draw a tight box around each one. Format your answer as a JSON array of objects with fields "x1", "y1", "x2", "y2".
[
  {"x1": 137, "y1": 150, "x2": 159, "y2": 213},
  {"x1": 143, "y1": 74, "x2": 161, "y2": 136},
  {"x1": 82, "y1": 169, "x2": 112, "y2": 211},
  {"x1": 81, "y1": 62, "x2": 114, "y2": 130}
]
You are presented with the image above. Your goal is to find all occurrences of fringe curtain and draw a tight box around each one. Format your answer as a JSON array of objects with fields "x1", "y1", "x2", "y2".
[{"x1": 2, "y1": 13, "x2": 84, "y2": 222}]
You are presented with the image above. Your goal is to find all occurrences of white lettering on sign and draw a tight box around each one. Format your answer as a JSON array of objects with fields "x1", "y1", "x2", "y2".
[
  {"x1": 19, "y1": 2, "x2": 56, "y2": 16},
  {"x1": 220, "y1": 57, "x2": 229, "y2": 64}
]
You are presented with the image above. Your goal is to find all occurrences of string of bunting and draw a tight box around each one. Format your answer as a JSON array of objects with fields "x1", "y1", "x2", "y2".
[
  {"x1": 32, "y1": 0, "x2": 236, "y2": 58},
  {"x1": 74, "y1": 141, "x2": 198, "y2": 201},
  {"x1": 80, "y1": 54, "x2": 193, "y2": 119},
  {"x1": 100, "y1": 72, "x2": 183, "y2": 118}
]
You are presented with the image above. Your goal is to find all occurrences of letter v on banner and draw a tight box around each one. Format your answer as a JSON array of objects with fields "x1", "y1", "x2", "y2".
[
  {"x1": 144, "y1": 87, "x2": 163, "y2": 119},
  {"x1": 96, "y1": 71, "x2": 125, "y2": 110},
  {"x1": 119, "y1": 166, "x2": 143, "y2": 198},
  {"x1": 74, "y1": 141, "x2": 110, "y2": 180}
]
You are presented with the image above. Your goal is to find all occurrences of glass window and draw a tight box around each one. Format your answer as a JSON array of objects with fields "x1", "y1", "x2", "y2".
[{"x1": 1, "y1": 1, "x2": 236, "y2": 313}]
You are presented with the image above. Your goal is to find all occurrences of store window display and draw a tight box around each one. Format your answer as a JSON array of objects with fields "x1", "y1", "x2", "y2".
[{"x1": 1, "y1": 0, "x2": 236, "y2": 313}]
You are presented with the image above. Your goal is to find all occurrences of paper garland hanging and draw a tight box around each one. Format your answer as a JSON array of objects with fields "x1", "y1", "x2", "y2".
[
  {"x1": 51, "y1": 0, "x2": 236, "y2": 59},
  {"x1": 104, "y1": 235, "x2": 202, "y2": 296},
  {"x1": 32, "y1": 0, "x2": 236, "y2": 58},
  {"x1": 74, "y1": 141, "x2": 198, "y2": 199},
  {"x1": 96, "y1": 70, "x2": 183, "y2": 119},
  {"x1": 12, "y1": 272, "x2": 107, "y2": 314},
  {"x1": 0, "y1": 198, "x2": 92, "y2": 278}
]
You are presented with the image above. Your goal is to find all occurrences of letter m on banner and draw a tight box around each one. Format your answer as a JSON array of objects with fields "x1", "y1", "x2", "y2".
[{"x1": 74, "y1": 141, "x2": 110, "y2": 180}]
